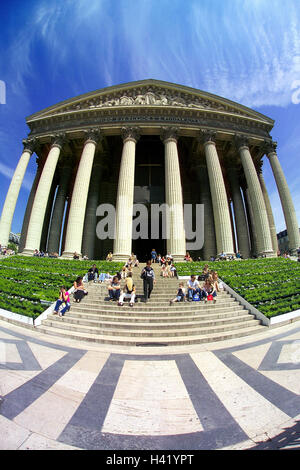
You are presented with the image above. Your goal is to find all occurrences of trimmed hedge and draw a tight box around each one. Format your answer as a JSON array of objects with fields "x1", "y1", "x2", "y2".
[
  {"x1": 175, "y1": 258, "x2": 300, "y2": 318},
  {"x1": 0, "y1": 256, "x2": 124, "y2": 318}
]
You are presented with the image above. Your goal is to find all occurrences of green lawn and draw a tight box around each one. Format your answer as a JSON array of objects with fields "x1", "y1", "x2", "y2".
[
  {"x1": 0, "y1": 256, "x2": 123, "y2": 318},
  {"x1": 175, "y1": 258, "x2": 300, "y2": 318},
  {"x1": 1, "y1": 256, "x2": 299, "y2": 320}
]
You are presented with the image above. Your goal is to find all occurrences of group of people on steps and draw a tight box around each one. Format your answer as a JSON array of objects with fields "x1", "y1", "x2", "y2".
[{"x1": 53, "y1": 253, "x2": 220, "y2": 315}]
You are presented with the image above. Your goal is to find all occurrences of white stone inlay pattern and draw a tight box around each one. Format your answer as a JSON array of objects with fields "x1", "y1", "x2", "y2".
[
  {"x1": 191, "y1": 351, "x2": 290, "y2": 439},
  {"x1": 101, "y1": 360, "x2": 202, "y2": 436}
]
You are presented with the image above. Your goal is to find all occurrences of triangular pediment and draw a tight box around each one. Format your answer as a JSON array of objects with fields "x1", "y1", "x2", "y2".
[{"x1": 26, "y1": 79, "x2": 274, "y2": 126}]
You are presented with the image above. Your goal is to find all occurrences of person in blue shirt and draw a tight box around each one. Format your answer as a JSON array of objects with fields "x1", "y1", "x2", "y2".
[{"x1": 150, "y1": 249, "x2": 157, "y2": 264}]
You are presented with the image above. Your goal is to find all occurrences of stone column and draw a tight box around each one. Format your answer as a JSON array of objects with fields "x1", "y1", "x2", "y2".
[
  {"x1": 227, "y1": 167, "x2": 251, "y2": 258},
  {"x1": 0, "y1": 138, "x2": 36, "y2": 247},
  {"x1": 258, "y1": 171, "x2": 278, "y2": 254},
  {"x1": 22, "y1": 135, "x2": 64, "y2": 255},
  {"x1": 162, "y1": 127, "x2": 186, "y2": 261},
  {"x1": 62, "y1": 130, "x2": 101, "y2": 258},
  {"x1": 40, "y1": 176, "x2": 58, "y2": 252},
  {"x1": 19, "y1": 155, "x2": 43, "y2": 253},
  {"x1": 236, "y1": 135, "x2": 274, "y2": 257},
  {"x1": 113, "y1": 127, "x2": 140, "y2": 261},
  {"x1": 81, "y1": 153, "x2": 104, "y2": 260},
  {"x1": 194, "y1": 163, "x2": 217, "y2": 260},
  {"x1": 47, "y1": 160, "x2": 73, "y2": 255},
  {"x1": 266, "y1": 141, "x2": 300, "y2": 255},
  {"x1": 201, "y1": 131, "x2": 234, "y2": 256},
  {"x1": 243, "y1": 186, "x2": 258, "y2": 256}
]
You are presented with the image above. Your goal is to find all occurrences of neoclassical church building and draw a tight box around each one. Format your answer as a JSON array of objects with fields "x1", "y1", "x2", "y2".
[{"x1": 0, "y1": 79, "x2": 299, "y2": 261}]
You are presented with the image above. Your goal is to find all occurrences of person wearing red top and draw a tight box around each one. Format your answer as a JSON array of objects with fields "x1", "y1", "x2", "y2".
[{"x1": 53, "y1": 286, "x2": 71, "y2": 316}]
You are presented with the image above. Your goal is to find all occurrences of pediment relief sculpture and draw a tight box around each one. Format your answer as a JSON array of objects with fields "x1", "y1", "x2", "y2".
[{"x1": 50, "y1": 87, "x2": 249, "y2": 118}]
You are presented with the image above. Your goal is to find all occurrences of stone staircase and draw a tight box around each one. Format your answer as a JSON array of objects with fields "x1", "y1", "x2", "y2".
[{"x1": 37, "y1": 264, "x2": 267, "y2": 346}]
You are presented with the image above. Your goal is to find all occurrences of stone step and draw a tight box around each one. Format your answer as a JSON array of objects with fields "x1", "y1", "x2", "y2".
[
  {"x1": 46, "y1": 312, "x2": 256, "y2": 330},
  {"x1": 40, "y1": 276, "x2": 265, "y2": 346},
  {"x1": 55, "y1": 309, "x2": 248, "y2": 323},
  {"x1": 36, "y1": 323, "x2": 267, "y2": 346},
  {"x1": 85, "y1": 292, "x2": 231, "y2": 299},
  {"x1": 42, "y1": 318, "x2": 260, "y2": 338},
  {"x1": 69, "y1": 301, "x2": 239, "y2": 314}
]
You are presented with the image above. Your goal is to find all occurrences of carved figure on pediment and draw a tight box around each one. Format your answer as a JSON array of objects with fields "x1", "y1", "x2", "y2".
[
  {"x1": 144, "y1": 92, "x2": 157, "y2": 105},
  {"x1": 158, "y1": 94, "x2": 168, "y2": 105},
  {"x1": 170, "y1": 95, "x2": 186, "y2": 106},
  {"x1": 107, "y1": 98, "x2": 120, "y2": 106},
  {"x1": 188, "y1": 102, "x2": 204, "y2": 109},
  {"x1": 120, "y1": 95, "x2": 134, "y2": 105},
  {"x1": 134, "y1": 94, "x2": 145, "y2": 105}
]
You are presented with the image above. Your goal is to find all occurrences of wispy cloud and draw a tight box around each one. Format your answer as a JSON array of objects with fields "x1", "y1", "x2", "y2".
[
  {"x1": 3, "y1": 0, "x2": 300, "y2": 109},
  {"x1": 0, "y1": 162, "x2": 33, "y2": 191}
]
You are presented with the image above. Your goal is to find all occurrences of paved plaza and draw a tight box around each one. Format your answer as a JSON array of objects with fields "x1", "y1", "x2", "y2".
[{"x1": 0, "y1": 318, "x2": 299, "y2": 451}]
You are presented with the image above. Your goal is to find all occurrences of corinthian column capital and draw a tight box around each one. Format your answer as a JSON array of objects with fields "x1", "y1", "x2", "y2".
[
  {"x1": 198, "y1": 129, "x2": 217, "y2": 145},
  {"x1": 50, "y1": 133, "x2": 68, "y2": 149},
  {"x1": 83, "y1": 128, "x2": 102, "y2": 145},
  {"x1": 263, "y1": 140, "x2": 278, "y2": 156},
  {"x1": 121, "y1": 126, "x2": 140, "y2": 143},
  {"x1": 161, "y1": 126, "x2": 179, "y2": 143},
  {"x1": 235, "y1": 134, "x2": 250, "y2": 151},
  {"x1": 22, "y1": 137, "x2": 38, "y2": 154}
]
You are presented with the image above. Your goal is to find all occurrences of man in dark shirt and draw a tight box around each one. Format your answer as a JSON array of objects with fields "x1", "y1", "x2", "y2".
[
  {"x1": 141, "y1": 260, "x2": 156, "y2": 302},
  {"x1": 88, "y1": 264, "x2": 99, "y2": 282}
]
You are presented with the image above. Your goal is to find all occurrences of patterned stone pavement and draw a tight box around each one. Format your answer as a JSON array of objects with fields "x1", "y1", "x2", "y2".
[{"x1": 0, "y1": 318, "x2": 299, "y2": 451}]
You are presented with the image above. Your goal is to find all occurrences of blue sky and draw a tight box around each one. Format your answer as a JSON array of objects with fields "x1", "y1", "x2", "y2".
[{"x1": 0, "y1": 0, "x2": 300, "y2": 234}]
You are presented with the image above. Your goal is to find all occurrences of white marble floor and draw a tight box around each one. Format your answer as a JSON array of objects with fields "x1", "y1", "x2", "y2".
[{"x1": 0, "y1": 319, "x2": 299, "y2": 450}]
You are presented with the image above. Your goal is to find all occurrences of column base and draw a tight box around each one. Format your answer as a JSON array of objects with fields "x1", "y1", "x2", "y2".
[
  {"x1": 112, "y1": 253, "x2": 130, "y2": 262},
  {"x1": 20, "y1": 248, "x2": 36, "y2": 256},
  {"x1": 257, "y1": 250, "x2": 277, "y2": 258},
  {"x1": 61, "y1": 251, "x2": 82, "y2": 259},
  {"x1": 171, "y1": 254, "x2": 186, "y2": 263}
]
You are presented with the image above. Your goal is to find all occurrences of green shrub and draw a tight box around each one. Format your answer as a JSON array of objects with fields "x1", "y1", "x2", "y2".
[
  {"x1": 175, "y1": 258, "x2": 300, "y2": 319},
  {"x1": 0, "y1": 256, "x2": 124, "y2": 318}
]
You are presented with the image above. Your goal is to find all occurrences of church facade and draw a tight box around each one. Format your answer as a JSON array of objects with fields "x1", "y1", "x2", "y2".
[{"x1": 0, "y1": 79, "x2": 299, "y2": 261}]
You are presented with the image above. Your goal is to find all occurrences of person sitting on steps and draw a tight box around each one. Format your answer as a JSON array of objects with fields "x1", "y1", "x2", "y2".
[
  {"x1": 186, "y1": 275, "x2": 203, "y2": 301},
  {"x1": 73, "y1": 277, "x2": 88, "y2": 303},
  {"x1": 53, "y1": 286, "x2": 71, "y2": 316},
  {"x1": 118, "y1": 272, "x2": 136, "y2": 307},
  {"x1": 108, "y1": 276, "x2": 121, "y2": 301},
  {"x1": 202, "y1": 279, "x2": 217, "y2": 303},
  {"x1": 170, "y1": 282, "x2": 186, "y2": 305},
  {"x1": 88, "y1": 264, "x2": 99, "y2": 282}
]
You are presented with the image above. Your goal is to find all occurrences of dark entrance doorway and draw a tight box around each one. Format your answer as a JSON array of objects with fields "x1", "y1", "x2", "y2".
[{"x1": 132, "y1": 136, "x2": 166, "y2": 262}]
